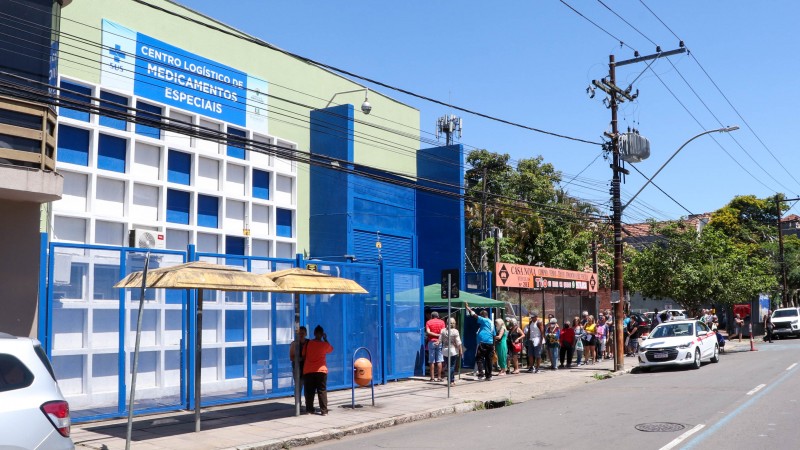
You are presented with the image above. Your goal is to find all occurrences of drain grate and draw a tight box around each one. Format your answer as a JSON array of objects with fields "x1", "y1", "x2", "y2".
[{"x1": 635, "y1": 422, "x2": 686, "y2": 432}]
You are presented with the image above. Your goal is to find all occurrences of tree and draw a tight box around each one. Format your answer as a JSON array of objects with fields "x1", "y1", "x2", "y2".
[
  {"x1": 626, "y1": 222, "x2": 776, "y2": 312},
  {"x1": 464, "y1": 149, "x2": 611, "y2": 285}
]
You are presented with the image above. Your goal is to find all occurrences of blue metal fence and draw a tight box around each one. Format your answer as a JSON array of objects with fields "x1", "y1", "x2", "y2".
[{"x1": 40, "y1": 239, "x2": 423, "y2": 423}]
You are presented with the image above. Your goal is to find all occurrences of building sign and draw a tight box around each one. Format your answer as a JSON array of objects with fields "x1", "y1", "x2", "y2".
[
  {"x1": 100, "y1": 20, "x2": 268, "y2": 133},
  {"x1": 495, "y1": 262, "x2": 597, "y2": 292}
]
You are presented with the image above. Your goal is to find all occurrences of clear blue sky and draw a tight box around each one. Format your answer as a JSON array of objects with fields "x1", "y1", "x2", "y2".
[{"x1": 175, "y1": 0, "x2": 800, "y2": 223}]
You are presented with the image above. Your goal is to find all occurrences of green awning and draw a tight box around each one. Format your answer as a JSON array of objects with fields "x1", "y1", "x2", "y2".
[{"x1": 424, "y1": 284, "x2": 505, "y2": 308}]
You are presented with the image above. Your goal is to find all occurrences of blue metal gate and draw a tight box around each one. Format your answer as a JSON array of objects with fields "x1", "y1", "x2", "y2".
[
  {"x1": 383, "y1": 267, "x2": 424, "y2": 380},
  {"x1": 41, "y1": 241, "x2": 423, "y2": 423}
]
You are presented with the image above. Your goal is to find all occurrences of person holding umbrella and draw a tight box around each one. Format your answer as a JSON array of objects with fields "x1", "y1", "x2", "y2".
[{"x1": 302, "y1": 325, "x2": 333, "y2": 415}]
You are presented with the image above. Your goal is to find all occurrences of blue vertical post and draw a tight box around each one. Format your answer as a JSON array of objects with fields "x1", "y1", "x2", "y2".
[
  {"x1": 187, "y1": 245, "x2": 196, "y2": 411},
  {"x1": 245, "y1": 256, "x2": 253, "y2": 398},
  {"x1": 37, "y1": 233, "x2": 49, "y2": 346},
  {"x1": 118, "y1": 249, "x2": 128, "y2": 415},
  {"x1": 45, "y1": 242, "x2": 57, "y2": 359},
  {"x1": 379, "y1": 259, "x2": 388, "y2": 383}
]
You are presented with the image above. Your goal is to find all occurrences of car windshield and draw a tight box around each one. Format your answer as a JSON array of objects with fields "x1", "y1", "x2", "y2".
[
  {"x1": 650, "y1": 323, "x2": 694, "y2": 338},
  {"x1": 773, "y1": 309, "x2": 799, "y2": 318}
]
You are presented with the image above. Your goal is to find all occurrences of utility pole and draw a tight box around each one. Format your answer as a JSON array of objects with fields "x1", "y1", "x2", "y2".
[
  {"x1": 609, "y1": 54, "x2": 626, "y2": 373},
  {"x1": 597, "y1": 46, "x2": 686, "y2": 372},
  {"x1": 480, "y1": 167, "x2": 488, "y2": 272}
]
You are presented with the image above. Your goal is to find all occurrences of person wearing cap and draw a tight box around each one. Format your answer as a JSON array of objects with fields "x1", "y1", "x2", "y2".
[
  {"x1": 302, "y1": 325, "x2": 333, "y2": 415},
  {"x1": 544, "y1": 318, "x2": 561, "y2": 370},
  {"x1": 524, "y1": 313, "x2": 544, "y2": 373},
  {"x1": 465, "y1": 302, "x2": 495, "y2": 381}
]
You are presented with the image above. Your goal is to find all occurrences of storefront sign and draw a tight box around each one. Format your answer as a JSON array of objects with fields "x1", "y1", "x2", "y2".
[
  {"x1": 100, "y1": 20, "x2": 268, "y2": 133},
  {"x1": 495, "y1": 262, "x2": 597, "y2": 292}
]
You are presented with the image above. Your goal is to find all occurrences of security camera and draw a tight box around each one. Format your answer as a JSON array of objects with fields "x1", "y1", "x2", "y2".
[{"x1": 361, "y1": 100, "x2": 372, "y2": 115}]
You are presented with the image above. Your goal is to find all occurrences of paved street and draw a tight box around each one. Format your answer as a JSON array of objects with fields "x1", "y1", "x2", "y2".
[{"x1": 309, "y1": 338, "x2": 800, "y2": 450}]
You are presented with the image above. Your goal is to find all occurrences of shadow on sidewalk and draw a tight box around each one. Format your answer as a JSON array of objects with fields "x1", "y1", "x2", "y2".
[{"x1": 78, "y1": 402, "x2": 297, "y2": 443}]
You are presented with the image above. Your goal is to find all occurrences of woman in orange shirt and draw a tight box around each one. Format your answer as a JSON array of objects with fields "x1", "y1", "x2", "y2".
[{"x1": 302, "y1": 325, "x2": 334, "y2": 415}]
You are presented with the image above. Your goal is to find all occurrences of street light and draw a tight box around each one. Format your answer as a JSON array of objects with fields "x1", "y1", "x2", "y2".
[
  {"x1": 611, "y1": 124, "x2": 738, "y2": 372},
  {"x1": 325, "y1": 87, "x2": 372, "y2": 114},
  {"x1": 622, "y1": 126, "x2": 739, "y2": 211}
]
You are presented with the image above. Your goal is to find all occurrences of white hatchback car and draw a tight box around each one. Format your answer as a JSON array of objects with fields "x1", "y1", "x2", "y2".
[
  {"x1": 637, "y1": 320, "x2": 719, "y2": 370},
  {"x1": 0, "y1": 333, "x2": 74, "y2": 449}
]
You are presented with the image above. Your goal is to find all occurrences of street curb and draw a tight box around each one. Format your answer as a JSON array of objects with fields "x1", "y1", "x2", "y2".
[
  {"x1": 227, "y1": 400, "x2": 492, "y2": 450},
  {"x1": 227, "y1": 367, "x2": 637, "y2": 450}
]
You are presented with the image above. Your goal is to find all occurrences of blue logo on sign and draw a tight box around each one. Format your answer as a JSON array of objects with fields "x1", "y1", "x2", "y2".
[{"x1": 110, "y1": 44, "x2": 126, "y2": 63}]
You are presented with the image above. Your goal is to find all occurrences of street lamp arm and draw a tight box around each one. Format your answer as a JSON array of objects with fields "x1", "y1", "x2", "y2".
[
  {"x1": 325, "y1": 88, "x2": 369, "y2": 108},
  {"x1": 622, "y1": 126, "x2": 738, "y2": 212}
]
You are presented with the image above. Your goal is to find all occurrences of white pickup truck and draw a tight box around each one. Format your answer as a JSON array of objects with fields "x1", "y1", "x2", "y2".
[{"x1": 771, "y1": 307, "x2": 800, "y2": 339}]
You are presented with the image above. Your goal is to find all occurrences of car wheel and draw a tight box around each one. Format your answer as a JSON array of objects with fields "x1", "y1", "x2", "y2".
[
  {"x1": 691, "y1": 348, "x2": 701, "y2": 370},
  {"x1": 710, "y1": 344, "x2": 719, "y2": 363},
  {"x1": 637, "y1": 366, "x2": 650, "y2": 373}
]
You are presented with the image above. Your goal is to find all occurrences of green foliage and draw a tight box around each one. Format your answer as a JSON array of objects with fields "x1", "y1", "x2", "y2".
[
  {"x1": 626, "y1": 223, "x2": 776, "y2": 311},
  {"x1": 464, "y1": 149, "x2": 610, "y2": 284}
]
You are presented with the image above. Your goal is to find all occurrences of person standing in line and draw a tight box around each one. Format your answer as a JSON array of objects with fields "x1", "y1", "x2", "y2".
[
  {"x1": 581, "y1": 311, "x2": 589, "y2": 326},
  {"x1": 573, "y1": 317, "x2": 585, "y2": 366},
  {"x1": 764, "y1": 309, "x2": 774, "y2": 343},
  {"x1": 733, "y1": 313, "x2": 744, "y2": 342},
  {"x1": 595, "y1": 315, "x2": 607, "y2": 360},
  {"x1": 289, "y1": 326, "x2": 308, "y2": 406},
  {"x1": 544, "y1": 318, "x2": 560, "y2": 370},
  {"x1": 507, "y1": 318, "x2": 523, "y2": 374},
  {"x1": 605, "y1": 309, "x2": 614, "y2": 361},
  {"x1": 525, "y1": 313, "x2": 544, "y2": 373},
  {"x1": 425, "y1": 311, "x2": 446, "y2": 382},
  {"x1": 440, "y1": 317, "x2": 463, "y2": 385},
  {"x1": 494, "y1": 318, "x2": 508, "y2": 376},
  {"x1": 584, "y1": 315, "x2": 597, "y2": 364},
  {"x1": 302, "y1": 325, "x2": 333, "y2": 416},
  {"x1": 465, "y1": 303, "x2": 495, "y2": 381},
  {"x1": 559, "y1": 321, "x2": 575, "y2": 368}
]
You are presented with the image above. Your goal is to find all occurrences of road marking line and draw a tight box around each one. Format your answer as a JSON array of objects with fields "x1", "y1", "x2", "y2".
[
  {"x1": 787, "y1": 363, "x2": 797, "y2": 371},
  {"x1": 683, "y1": 365, "x2": 798, "y2": 449},
  {"x1": 659, "y1": 424, "x2": 705, "y2": 450},
  {"x1": 747, "y1": 384, "x2": 766, "y2": 396}
]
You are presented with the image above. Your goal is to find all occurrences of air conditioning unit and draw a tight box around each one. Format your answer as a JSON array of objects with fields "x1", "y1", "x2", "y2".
[{"x1": 129, "y1": 229, "x2": 166, "y2": 250}]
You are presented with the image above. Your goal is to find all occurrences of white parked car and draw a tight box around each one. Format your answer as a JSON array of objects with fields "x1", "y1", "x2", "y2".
[
  {"x1": 663, "y1": 309, "x2": 688, "y2": 321},
  {"x1": 771, "y1": 307, "x2": 800, "y2": 338},
  {"x1": 637, "y1": 320, "x2": 719, "y2": 370},
  {"x1": 0, "y1": 333, "x2": 74, "y2": 449}
]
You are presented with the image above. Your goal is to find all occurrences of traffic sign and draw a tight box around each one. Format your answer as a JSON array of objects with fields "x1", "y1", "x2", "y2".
[{"x1": 441, "y1": 269, "x2": 460, "y2": 299}]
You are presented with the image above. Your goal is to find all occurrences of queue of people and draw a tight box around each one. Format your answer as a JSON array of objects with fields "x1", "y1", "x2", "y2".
[{"x1": 422, "y1": 305, "x2": 622, "y2": 381}]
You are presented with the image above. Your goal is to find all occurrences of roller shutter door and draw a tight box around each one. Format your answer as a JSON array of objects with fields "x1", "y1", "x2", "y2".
[{"x1": 353, "y1": 231, "x2": 412, "y2": 267}]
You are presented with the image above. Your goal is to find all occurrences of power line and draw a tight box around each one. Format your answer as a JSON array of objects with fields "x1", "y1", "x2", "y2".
[
  {"x1": 638, "y1": 0, "x2": 800, "y2": 192},
  {"x1": 0, "y1": 73, "x2": 610, "y2": 229},
  {"x1": 558, "y1": 0, "x2": 635, "y2": 52},
  {"x1": 596, "y1": 0, "x2": 657, "y2": 48},
  {"x1": 124, "y1": 0, "x2": 603, "y2": 146}
]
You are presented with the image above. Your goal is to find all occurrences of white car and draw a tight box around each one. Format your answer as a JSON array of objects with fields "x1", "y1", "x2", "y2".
[
  {"x1": 0, "y1": 333, "x2": 74, "y2": 449},
  {"x1": 637, "y1": 320, "x2": 719, "y2": 370},
  {"x1": 663, "y1": 309, "x2": 688, "y2": 321},
  {"x1": 771, "y1": 307, "x2": 800, "y2": 338}
]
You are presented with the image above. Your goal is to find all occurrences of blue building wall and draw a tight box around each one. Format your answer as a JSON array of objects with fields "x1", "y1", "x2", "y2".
[
  {"x1": 309, "y1": 105, "x2": 353, "y2": 260},
  {"x1": 416, "y1": 144, "x2": 465, "y2": 288},
  {"x1": 309, "y1": 105, "x2": 416, "y2": 267}
]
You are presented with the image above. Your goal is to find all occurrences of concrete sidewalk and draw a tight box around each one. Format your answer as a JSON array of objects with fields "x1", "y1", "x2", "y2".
[{"x1": 73, "y1": 339, "x2": 751, "y2": 450}]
